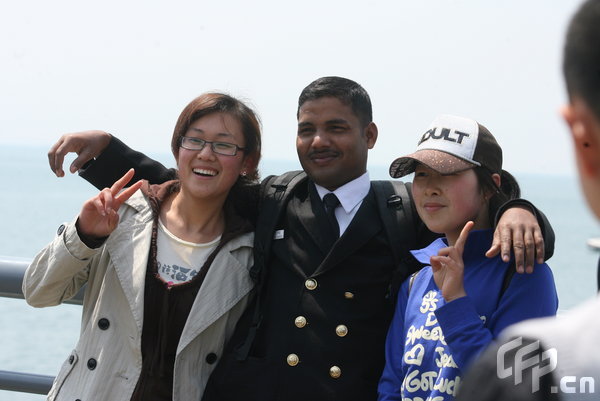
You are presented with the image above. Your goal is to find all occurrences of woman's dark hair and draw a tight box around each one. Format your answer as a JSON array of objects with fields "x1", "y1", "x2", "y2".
[
  {"x1": 171, "y1": 92, "x2": 262, "y2": 183},
  {"x1": 474, "y1": 167, "x2": 521, "y2": 217}
]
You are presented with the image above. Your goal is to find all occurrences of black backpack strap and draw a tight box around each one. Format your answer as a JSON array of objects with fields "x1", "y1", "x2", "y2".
[
  {"x1": 249, "y1": 170, "x2": 306, "y2": 281},
  {"x1": 372, "y1": 180, "x2": 415, "y2": 266},
  {"x1": 236, "y1": 170, "x2": 307, "y2": 361},
  {"x1": 372, "y1": 180, "x2": 418, "y2": 299}
]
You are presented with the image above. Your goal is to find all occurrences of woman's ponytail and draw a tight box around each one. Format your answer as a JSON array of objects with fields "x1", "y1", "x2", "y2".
[{"x1": 475, "y1": 167, "x2": 521, "y2": 219}]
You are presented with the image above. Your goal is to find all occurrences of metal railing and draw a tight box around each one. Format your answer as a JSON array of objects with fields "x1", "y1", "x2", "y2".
[
  {"x1": 0, "y1": 256, "x2": 84, "y2": 396},
  {"x1": 0, "y1": 370, "x2": 54, "y2": 395},
  {"x1": 0, "y1": 256, "x2": 84, "y2": 304}
]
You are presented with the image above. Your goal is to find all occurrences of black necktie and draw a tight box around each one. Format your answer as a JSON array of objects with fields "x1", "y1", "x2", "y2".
[{"x1": 323, "y1": 193, "x2": 341, "y2": 238}]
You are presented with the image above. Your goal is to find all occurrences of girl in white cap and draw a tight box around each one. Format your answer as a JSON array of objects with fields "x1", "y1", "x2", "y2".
[{"x1": 378, "y1": 115, "x2": 558, "y2": 401}]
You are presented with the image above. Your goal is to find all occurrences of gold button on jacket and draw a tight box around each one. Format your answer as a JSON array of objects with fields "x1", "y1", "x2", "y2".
[
  {"x1": 335, "y1": 325, "x2": 348, "y2": 337},
  {"x1": 329, "y1": 366, "x2": 341, "y2": 379},
  {"x1": 295, "y1": 316, "x2": 307, "y2": 328},
  {"x1": 305, "y1": 278, "x2": 318, "y2": 290},
  {"x1": 287, "y1": 353, "x2": 299, "y2": 367}
]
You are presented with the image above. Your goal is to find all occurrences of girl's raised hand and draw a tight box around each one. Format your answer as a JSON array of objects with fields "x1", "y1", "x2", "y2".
[
  {"x1": 77, "y1": 169, "x2": 143, "y2": 239},
  {"x1": 429, "y1": 221, "x2": 474, "y2": 302}
]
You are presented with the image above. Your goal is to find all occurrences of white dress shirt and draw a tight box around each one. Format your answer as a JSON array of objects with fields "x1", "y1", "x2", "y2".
[{"x1": 314, "y1": 171, "x2": 371, "y2": 236}]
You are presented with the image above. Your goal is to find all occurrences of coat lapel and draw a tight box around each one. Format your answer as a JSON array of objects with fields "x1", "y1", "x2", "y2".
[
  {"x1": 314, "y1": 188, "x2": 382, "y2": 276},
  {"x1": 105, "y1": 192, "x2": 153, "y2": 334},
  {"x1": 177, "y1": 232, "x2": 254, "y2": 353},
  {"x1": 291, "y1": 181, "x2": 336, "y2": 255}
]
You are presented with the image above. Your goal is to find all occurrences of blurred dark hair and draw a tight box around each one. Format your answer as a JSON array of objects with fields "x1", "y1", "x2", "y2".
[
  {"x1": 297, "y1": 76, "x2": 373, "y2": 127},
  {"x1": 563, "y1": 0, "x2": 600, "y2": 118}
]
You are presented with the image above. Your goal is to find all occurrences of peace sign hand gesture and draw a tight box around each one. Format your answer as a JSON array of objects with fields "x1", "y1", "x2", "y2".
[
  {"x1": 429, "y1": 221, "x2": 474, "y2": 303},
  {"x1": 77, "y1": 169, "x2": 143, "y2": 240}
]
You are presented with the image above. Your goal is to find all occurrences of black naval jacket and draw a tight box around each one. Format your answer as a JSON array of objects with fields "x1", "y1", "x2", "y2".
[
  {"x1": 202, "y1": 177, "x2": 428, "y2": 401},
  {"x1": 79, "y1": 136, "x2": 555, "y2": 401}
]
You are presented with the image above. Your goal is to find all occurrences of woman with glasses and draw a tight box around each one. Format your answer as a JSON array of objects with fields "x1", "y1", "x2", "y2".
[{"x1": 23, "y1": 93, "x2": 262, "y2": 401}]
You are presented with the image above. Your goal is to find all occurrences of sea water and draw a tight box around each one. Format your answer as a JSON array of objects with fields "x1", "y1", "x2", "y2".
[{"x1": 0, "y1": 145, "x2": 598, "y2": 401}]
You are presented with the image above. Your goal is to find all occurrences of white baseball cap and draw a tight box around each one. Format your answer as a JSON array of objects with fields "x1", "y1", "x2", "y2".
[{"x1": 389, "y1": 114, "x2": 503, "y2": 178}]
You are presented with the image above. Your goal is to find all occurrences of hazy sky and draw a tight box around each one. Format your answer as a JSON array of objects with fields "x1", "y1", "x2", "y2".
[{"x1": 0, "y1": 0, "x2": 584, "y2": 176}]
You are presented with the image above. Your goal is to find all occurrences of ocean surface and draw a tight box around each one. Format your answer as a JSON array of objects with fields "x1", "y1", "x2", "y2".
[{"x1": 1, "y1": 145, "x2": 599, "y2": 400}]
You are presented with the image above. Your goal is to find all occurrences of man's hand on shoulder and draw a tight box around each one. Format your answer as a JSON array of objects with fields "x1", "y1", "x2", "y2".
[
  {"x1": 48, "y1": 130, "x2": 112, "y2": 177},
  {"x1": 487, "y1": 206, "x2": 544, "y2": 274}
]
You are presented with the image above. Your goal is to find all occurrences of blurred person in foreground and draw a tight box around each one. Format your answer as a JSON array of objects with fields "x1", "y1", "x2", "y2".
[{"x1": 457, "y1": 1, "x2": 600, "y2": 400}]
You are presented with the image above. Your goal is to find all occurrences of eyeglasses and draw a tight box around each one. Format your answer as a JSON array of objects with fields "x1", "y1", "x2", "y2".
[{"x1": 179, "y1": 136, "x2": 245, "y2": 156}]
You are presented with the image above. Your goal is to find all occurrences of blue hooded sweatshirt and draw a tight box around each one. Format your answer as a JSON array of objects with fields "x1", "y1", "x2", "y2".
[{"x1": 378, "y1": 229, "x2": 558, "y2": 401}]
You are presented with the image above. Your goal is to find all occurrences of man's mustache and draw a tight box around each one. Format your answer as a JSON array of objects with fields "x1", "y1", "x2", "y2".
[{"x1": 307, "y1": 149, "x2": 340, "y2": 158}]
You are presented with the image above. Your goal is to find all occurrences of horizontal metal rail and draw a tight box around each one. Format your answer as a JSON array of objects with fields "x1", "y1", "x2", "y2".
[
  {"x1": 0, "y1": 370, "x2": 53, "y2": 395},
  {"x1": 0, "y1": 255, "x2": 85, "y2": 395},
  {"x1": 0, "y1": 255, "x2": 84, "y2": 304}
]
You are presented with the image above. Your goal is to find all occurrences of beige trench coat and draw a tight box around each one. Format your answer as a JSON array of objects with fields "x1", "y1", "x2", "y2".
[{"x1": 23, "y1": 191, "x2": 254, "y2": 401}]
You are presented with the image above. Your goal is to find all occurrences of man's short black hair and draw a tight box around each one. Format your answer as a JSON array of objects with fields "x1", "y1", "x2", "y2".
[
  {"x1": 564, "y1": 0, "x2": 600, "y2": 118},
  {"x1": 297, "y1": 76, "x2": 373, "y2": 127}
]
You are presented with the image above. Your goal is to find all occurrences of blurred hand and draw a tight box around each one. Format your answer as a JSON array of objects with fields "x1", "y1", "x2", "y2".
[
  {"x1": 78, "y1": 169, "x2": 143, "y2": 239},
  {"x1": 48, "y1": 130, "x2": 111, "y2": 177},
  {"x1": 430, "y1": 221, "x2": 473, "y2": 302},
  {"x1": 486, "y1": 206, "x2": 544, "y2": 274}
]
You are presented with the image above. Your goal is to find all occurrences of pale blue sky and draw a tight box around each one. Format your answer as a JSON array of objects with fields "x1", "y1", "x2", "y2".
[{"x1": 0, "y1": 0, "x2": 583, "y2": 176}]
